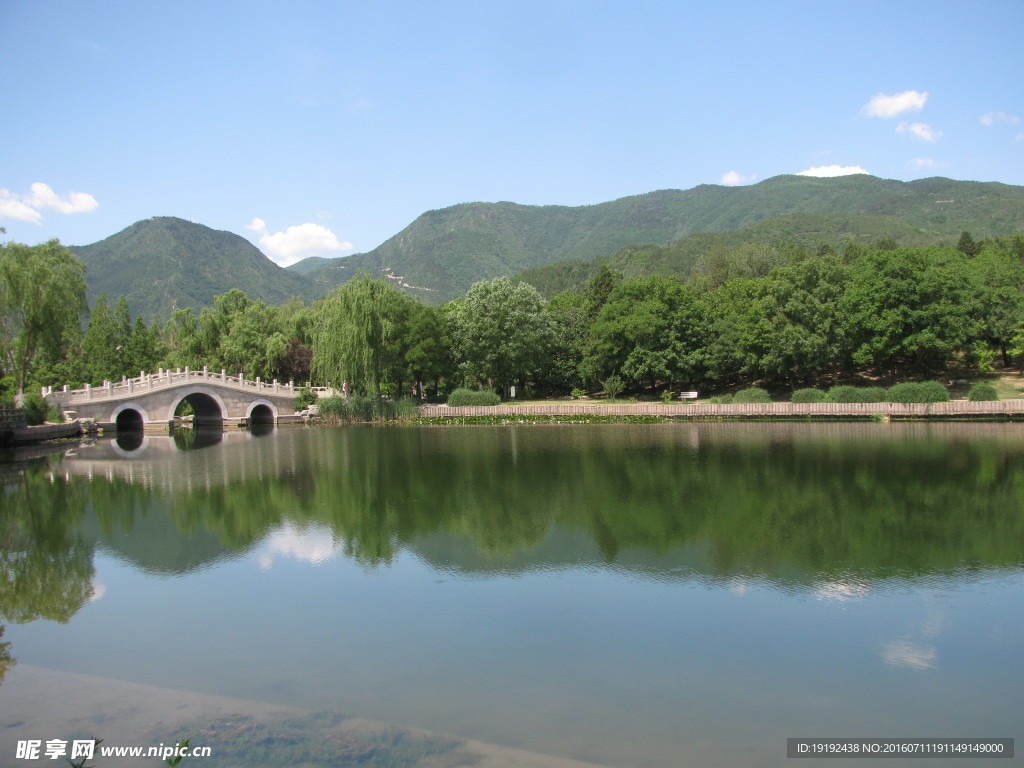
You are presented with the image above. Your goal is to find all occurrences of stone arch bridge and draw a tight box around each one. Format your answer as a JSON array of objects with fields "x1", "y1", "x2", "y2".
[{"x1": 43, "y1": 368, "x2": 318, "y2": 432}]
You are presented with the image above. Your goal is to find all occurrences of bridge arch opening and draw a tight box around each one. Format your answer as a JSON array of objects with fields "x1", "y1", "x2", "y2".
[
  {"x1": 115, "y1": 408, "x2": 144, "y2": 433},
  {"x1": 173, "y1": 392, "x2": 223, "y2": 427},
  {"x1": 249, "y1": 403, "x2": 275, "y2": 425}
]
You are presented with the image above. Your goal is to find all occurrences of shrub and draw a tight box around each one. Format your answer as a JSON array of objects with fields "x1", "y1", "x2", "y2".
[
  {"x1": 22, "y1": 393, "x2": 52, "y2": 425},
  {"x1": 733, "y1": 387, "x2": 772, "y2": 404},
  {"x1": 447, "y1": 388, "x2": 501, "y2": 407},
  {"x1": 0, "y1": 377, "x2": 15, "y2": 408},
  {"x1": 824, "y1": 385, "x2": 859, "y2": 403},
  {"x1": 858, "y1": 387, "x2": 888, "y2": 403},
  {"x1": 293, "y1": 387, "x2": 318, "y2": 410},
  {"x1": 600, "y1": 374, "x2": 624, "y2": 400},
  {"x1": 316, "y1": 395, "x2": 420, "y2": 421},
  {"x1": 791, "y1": 388, "x2": 826, "y2": 403},
  {"x1": 885, "y1": 381, "x2": 950, "y2": 403},
  {"x1": 825, "y1": 385, "x2": 887, "y2": 403},
  {"x1": 967, "y1": 382, "x2": 999, "y2": 401},
  {"x1": 708, "y1": 394, "x2": 734, "y2": 404}
]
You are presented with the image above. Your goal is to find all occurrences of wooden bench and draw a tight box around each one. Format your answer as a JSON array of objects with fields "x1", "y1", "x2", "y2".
[{"x1": 678, "y1": 391, "x2": 699, "y2": 401}]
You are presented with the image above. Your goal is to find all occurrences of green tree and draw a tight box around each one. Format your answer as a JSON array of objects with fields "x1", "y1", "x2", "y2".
[
  {"x1": 581, "y1": 275, "x2": 704, "y2": 390},
  {"x1": 968, "y1": 238, "x2": 1024, "y2": 366},
  {"x1": 163, "y1": 289, "x2": 288, "y2": 380},
  {"x1": 582, "y1": 266, "x2": 623, "y2": 320},
  {"x1": 81, "y1": 294, "x2": 126, "y2": 384},
  {"x1": 700, "y1": 276, "x2": 774, "y2": 386},
  {"x1": 956, "y1": 230, "x2": 978, "y2": 257},
  {"x1": 312, "y1": 276, "x2": 414, "y2": 396},
  {"x1": 0, "y1": 240, "x2": 88, "y2": 394},
  {"x1": 539, "y1": 290, "x2": 588, "y2": 394},
  {"x1": 217, "y1": 298, "x2": 288, "y2": 380},
  {"x1": 403, "y1": 301, "x2": 453, "y2": 398},
  {"x1": 841, "y1": 247, "x2": 980, "y2": 378},
  {"x1": 757, "y1": 255, "x2": 851, "y2": 386},
  {"x1": 447, "y1": 277, "x2": 555, "y2": 397},
  {"x1": 125, "y1": 314, "x2": 165, "y2": 375}
]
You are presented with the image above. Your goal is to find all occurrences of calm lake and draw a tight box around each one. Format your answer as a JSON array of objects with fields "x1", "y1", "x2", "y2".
[{"x1": 1, "y1": 422, "x2": 1022, "y2": 767}]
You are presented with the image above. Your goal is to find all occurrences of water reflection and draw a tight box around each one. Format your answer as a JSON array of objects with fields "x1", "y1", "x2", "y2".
[
  {"x1": 170, "y1": 426, "x2": 224, "y2": 451},
  {"x1": 2, "y1": 423, "x2": 1023, "y2": 767},
  {"x1": 3, "y1": 423, "x2": 1024, "y2": 626},
  {"x1": 113, "y1": 430, "x2": 145, "y2": 453}
]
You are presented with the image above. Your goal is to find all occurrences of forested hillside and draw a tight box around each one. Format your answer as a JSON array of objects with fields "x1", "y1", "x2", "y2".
[
  {"x1": 71, "y1": 216, "x2": 315, "y2": 319},
  {"x1": 299, "y1": 175, "x2": 1024, "y2": 302},
  {"x1": 514, "y1": 212, "x2": 944, "y2": 297},
  {"x1": 63, "y1": 175, "x2": 1024, "y2": 319}
]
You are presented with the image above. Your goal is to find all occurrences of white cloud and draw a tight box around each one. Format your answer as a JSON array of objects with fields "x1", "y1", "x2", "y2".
[
  {"x1": 0, "y1": 182, "x2": 98, "y2": 223},
  {"x1": 26, "y1": 182, "x2": 99, "y2": 214},
  {"x1": 1016, "y1": 133, "x2": 1024, "y2": 143},
  {"x1": 246, "y1": 217, "x2": 353, "y2": 267},
  {"x1": 897, "y1": 121, "x2": 941, "y2": 143},
  {"x1": 0, "y1": 192, "x2": 44, "y2": 223},
  {"x1": 812, "y1": 577, "x2": 871, "y2": 602},
  {"x1": 980, "y1": 111, "x2": 1020, "y2": 126},
  {"x1": 880, "y1": 640, "x2": 937, "y2": 671},
  {"x1": 258, "y1": 523, "x2": 341, "y2": 570},
  {"x1": 862, "y1": 90, "x2": 928, "y2": 118},
  {"x1": 720, "y1": 170, "x2": 755, "y2": 186},
  {"x1": 909, "y1": 157, "x2": 936, "y2": 168},
  {"x1": 796, "y1": 164, "x2": 870, "y2": 178}
]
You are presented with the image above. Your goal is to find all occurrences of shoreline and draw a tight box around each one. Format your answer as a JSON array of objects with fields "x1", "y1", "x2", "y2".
[{"x1": 413, "y1": 399, "x2": 1024, "y2": 422}]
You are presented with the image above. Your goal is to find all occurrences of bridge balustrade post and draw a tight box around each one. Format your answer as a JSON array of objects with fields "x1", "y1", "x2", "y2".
[
  {"x1": 185, "y1": 366, "x2": 190, "y2": 379},
  {"x1": 127, "y1": 379, "x2": 133, "y2": 394},
  {"x1": 289, "y1": 381, "x2": 294, "y2": 393},
  {"x1": 240, "y1": 373, "x2": 245, "y2": 387},
  {"x1": 274, "y1": 379, "x2": 279, "y2": 393},
  {"x1": 203, "y1": 366, "x2": 208, "y2": 379},
  {"x1": 256, "y1": 377, "x2": 261, "y2": 391},
  {"x1": 107, "y1": 381, "x2": 112, "y2": 396},
  {"x1": 85, "y1": 383, "x2": 92, "y2": 400},
  {"x1": 146, "y1": 374, "x2": 152, "y2": 389},
  {"x1": 221, "y1": 369, "x2": 226, "y2": 381}
]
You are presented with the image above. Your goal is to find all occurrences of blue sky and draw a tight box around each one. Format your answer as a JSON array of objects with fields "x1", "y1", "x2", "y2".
[{"x1": 2, "y1": 0, "x2": 1021, "y2": 266}]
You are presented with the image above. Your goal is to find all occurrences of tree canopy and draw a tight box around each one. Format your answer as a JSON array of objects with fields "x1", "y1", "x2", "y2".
[{"x1": 0, "y1": 240, "x2": 87, "y2": 394}]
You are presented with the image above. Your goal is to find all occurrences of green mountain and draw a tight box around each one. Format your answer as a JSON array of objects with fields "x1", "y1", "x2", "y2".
[
  {"x1": 283, "y1": 255, "x2": 342, "y2": 276},
  {"x1": 513, "y1": 211, "x2": 944, "y2": 296},
  {"x1": 300, "y1": 175, "x2": 1024, "y2": 302},
  {"x1": 71, "y1": 216, "x2": 314, "y2": 319},
  {"x1": 73, "y1": 175, "x2": 1024, "y2": 315}
]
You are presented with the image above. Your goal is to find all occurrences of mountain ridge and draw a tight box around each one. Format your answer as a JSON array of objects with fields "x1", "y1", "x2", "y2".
[
  {"x1": 296, "y1": 174, "x2": 1024, "y2": 301},
  {"x1": 71, "y1": 175, "x2": 1024, "y2": 315}
]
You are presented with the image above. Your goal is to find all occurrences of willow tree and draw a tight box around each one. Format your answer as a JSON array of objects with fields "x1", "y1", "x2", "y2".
[
  {"x1": 312, "y1": 276, "x2": 413, "y2": 397},
  {"x1": 0, "y1": 239, "x2": 88, "y2": 394}
]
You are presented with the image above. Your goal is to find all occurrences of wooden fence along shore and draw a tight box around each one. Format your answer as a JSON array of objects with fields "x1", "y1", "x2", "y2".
[{"x1": 419, "y1": 400, "x2": 1024, "y2": 419}]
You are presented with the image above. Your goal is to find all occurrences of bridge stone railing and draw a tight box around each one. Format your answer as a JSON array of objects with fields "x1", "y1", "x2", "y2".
[{"x1": 41, "y1": 367, "x2": 317, "y2": 405}]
